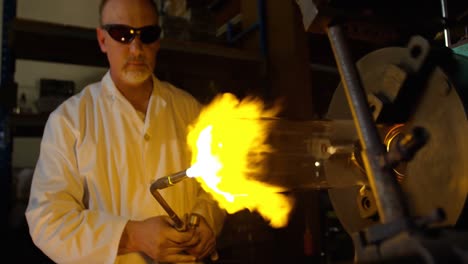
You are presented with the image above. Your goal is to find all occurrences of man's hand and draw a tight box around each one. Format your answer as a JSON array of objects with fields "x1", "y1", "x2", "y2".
[
  {"x1": 119, "y1": 215, "x2": 199, "y2": 263},
  {"x1": 185, "y1": 214, "x2": 217, "y2": 261}
]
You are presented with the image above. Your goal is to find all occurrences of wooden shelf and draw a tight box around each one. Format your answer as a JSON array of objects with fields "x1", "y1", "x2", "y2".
[
  {"x1": 9, "y1": 18, "x2": 268, "y2": 136},
  {"x1": 12, "y1": 18, "x2": 107, "y2": 67},
  {"x1": 11, "y1": 18, "x2": 264, "y2": 76},
  {"x1": 10, "y1": 113, "x2": 49, "y2": 137}
]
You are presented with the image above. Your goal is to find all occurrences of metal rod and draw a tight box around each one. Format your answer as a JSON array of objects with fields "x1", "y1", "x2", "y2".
[
  {"x1": 150, "y1": 188, "x2": 185, "y2": 231},
  {"x1": 151, "y1": 175, "x2": 220, "y2": 261},
  {"x1": 149, "y1": 170, "x2": 191, "y2": 231},
  {"x1": 440, "y1": 0, "x2": 451, "y2": 47},
  {"x1": 326, "y1": 23, "x2": 409, "y2": 224}
]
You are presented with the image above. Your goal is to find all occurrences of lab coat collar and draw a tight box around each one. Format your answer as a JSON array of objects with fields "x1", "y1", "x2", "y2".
[
  {"x1": 100, "y1": 70, "x2": 167, "y2": 135},
  {"x1": 100, "y1": 70, "x2": 167, "y2": 105}
]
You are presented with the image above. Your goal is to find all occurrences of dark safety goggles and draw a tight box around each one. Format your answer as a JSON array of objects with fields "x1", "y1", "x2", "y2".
[{"x1": 101, "y1": 24, "x2": 162, "y2": 44}]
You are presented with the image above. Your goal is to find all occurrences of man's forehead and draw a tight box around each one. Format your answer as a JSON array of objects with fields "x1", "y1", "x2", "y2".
[{"x1": 101, "y1": 0, "x2": 158, "y2": 23}]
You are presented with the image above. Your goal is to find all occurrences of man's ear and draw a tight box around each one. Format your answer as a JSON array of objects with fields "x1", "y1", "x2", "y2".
[{"x1": 96, "y1": 27, "x2": 107, "y2": 53}]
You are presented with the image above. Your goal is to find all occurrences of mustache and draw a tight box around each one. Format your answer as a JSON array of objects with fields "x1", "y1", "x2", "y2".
[{"x1": 125, "y1": 56, "x2": 147, "y2": 65}]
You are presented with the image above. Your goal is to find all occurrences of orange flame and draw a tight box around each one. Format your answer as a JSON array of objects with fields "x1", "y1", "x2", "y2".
[{"x1": 186, "y1": 93, "x2": 294, "y2": 228}]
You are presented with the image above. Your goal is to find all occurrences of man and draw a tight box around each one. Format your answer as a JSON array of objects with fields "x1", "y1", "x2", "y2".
[{"x1": 25, "y1": 0, "x2": 225, "y2": 263}]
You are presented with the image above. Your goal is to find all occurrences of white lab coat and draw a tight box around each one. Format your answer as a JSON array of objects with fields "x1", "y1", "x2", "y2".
[{"x1": 25, "y1": 71, "x2": 225, "y2": 264}]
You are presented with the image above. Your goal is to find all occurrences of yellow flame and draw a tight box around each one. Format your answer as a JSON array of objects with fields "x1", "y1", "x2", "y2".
[{"x1": 187, "y1": 93, "x2": 294, "y2": 228}]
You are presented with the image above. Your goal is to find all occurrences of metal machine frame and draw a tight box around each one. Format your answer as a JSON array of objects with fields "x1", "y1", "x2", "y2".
[{"x1": 325, "y1": 15, "x2": 468, "y2": 264}]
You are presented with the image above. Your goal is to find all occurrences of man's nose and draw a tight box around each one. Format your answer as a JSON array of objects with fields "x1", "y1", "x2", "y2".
[{"x1": 129, "y1": 36, "x2": 144, "y2": 55}]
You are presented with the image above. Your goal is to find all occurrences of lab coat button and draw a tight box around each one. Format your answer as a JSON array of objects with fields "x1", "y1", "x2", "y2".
[{"x1": 144, "y1": 134, "x2": 150, "y2": 141}]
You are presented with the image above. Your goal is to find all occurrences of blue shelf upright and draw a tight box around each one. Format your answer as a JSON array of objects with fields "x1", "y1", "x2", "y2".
[{"x1": 1, "y1": 0, "x2": 17, "y2": 229}]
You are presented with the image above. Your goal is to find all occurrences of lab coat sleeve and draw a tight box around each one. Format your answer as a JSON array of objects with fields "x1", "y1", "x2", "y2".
[{"x1": 25, "y1": 112, "x2": 128, "y2": 264}]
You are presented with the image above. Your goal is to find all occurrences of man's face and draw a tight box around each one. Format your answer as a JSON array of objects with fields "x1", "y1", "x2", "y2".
[{"x1": 97, "y1": 0, "x2": 160, "y2": 86}]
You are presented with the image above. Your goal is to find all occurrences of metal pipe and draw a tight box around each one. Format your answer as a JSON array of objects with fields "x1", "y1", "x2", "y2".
[
  {"x1": 150, "y1": 172, "x2": 220, "y2": 261},
  {"x1": 150, "y1": 188, "x2": 186, "y2": 231},
  {"x1": 150, "y1": 170, "x2": 190, "y2": 231},
  {"x1": 326, "y1": 23, "x2": 410, "y2": 224},
  {"x1": 440, "y1": 0, "x2": 451, "y2": 47}
]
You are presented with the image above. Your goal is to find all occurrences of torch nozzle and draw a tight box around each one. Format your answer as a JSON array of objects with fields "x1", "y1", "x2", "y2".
[{"x1": 150, "y1": 170, "x2": 188, "y2": 191}]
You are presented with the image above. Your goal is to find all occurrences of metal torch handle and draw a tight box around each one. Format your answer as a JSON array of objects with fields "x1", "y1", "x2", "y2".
[{"x1": 150, "y1": 189, "x2": 186, "y2": 231}]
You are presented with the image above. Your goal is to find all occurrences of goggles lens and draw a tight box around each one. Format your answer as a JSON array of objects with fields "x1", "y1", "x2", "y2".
[{"x1": 102, "y1": 24, "x2": 161, "y2": 44}]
